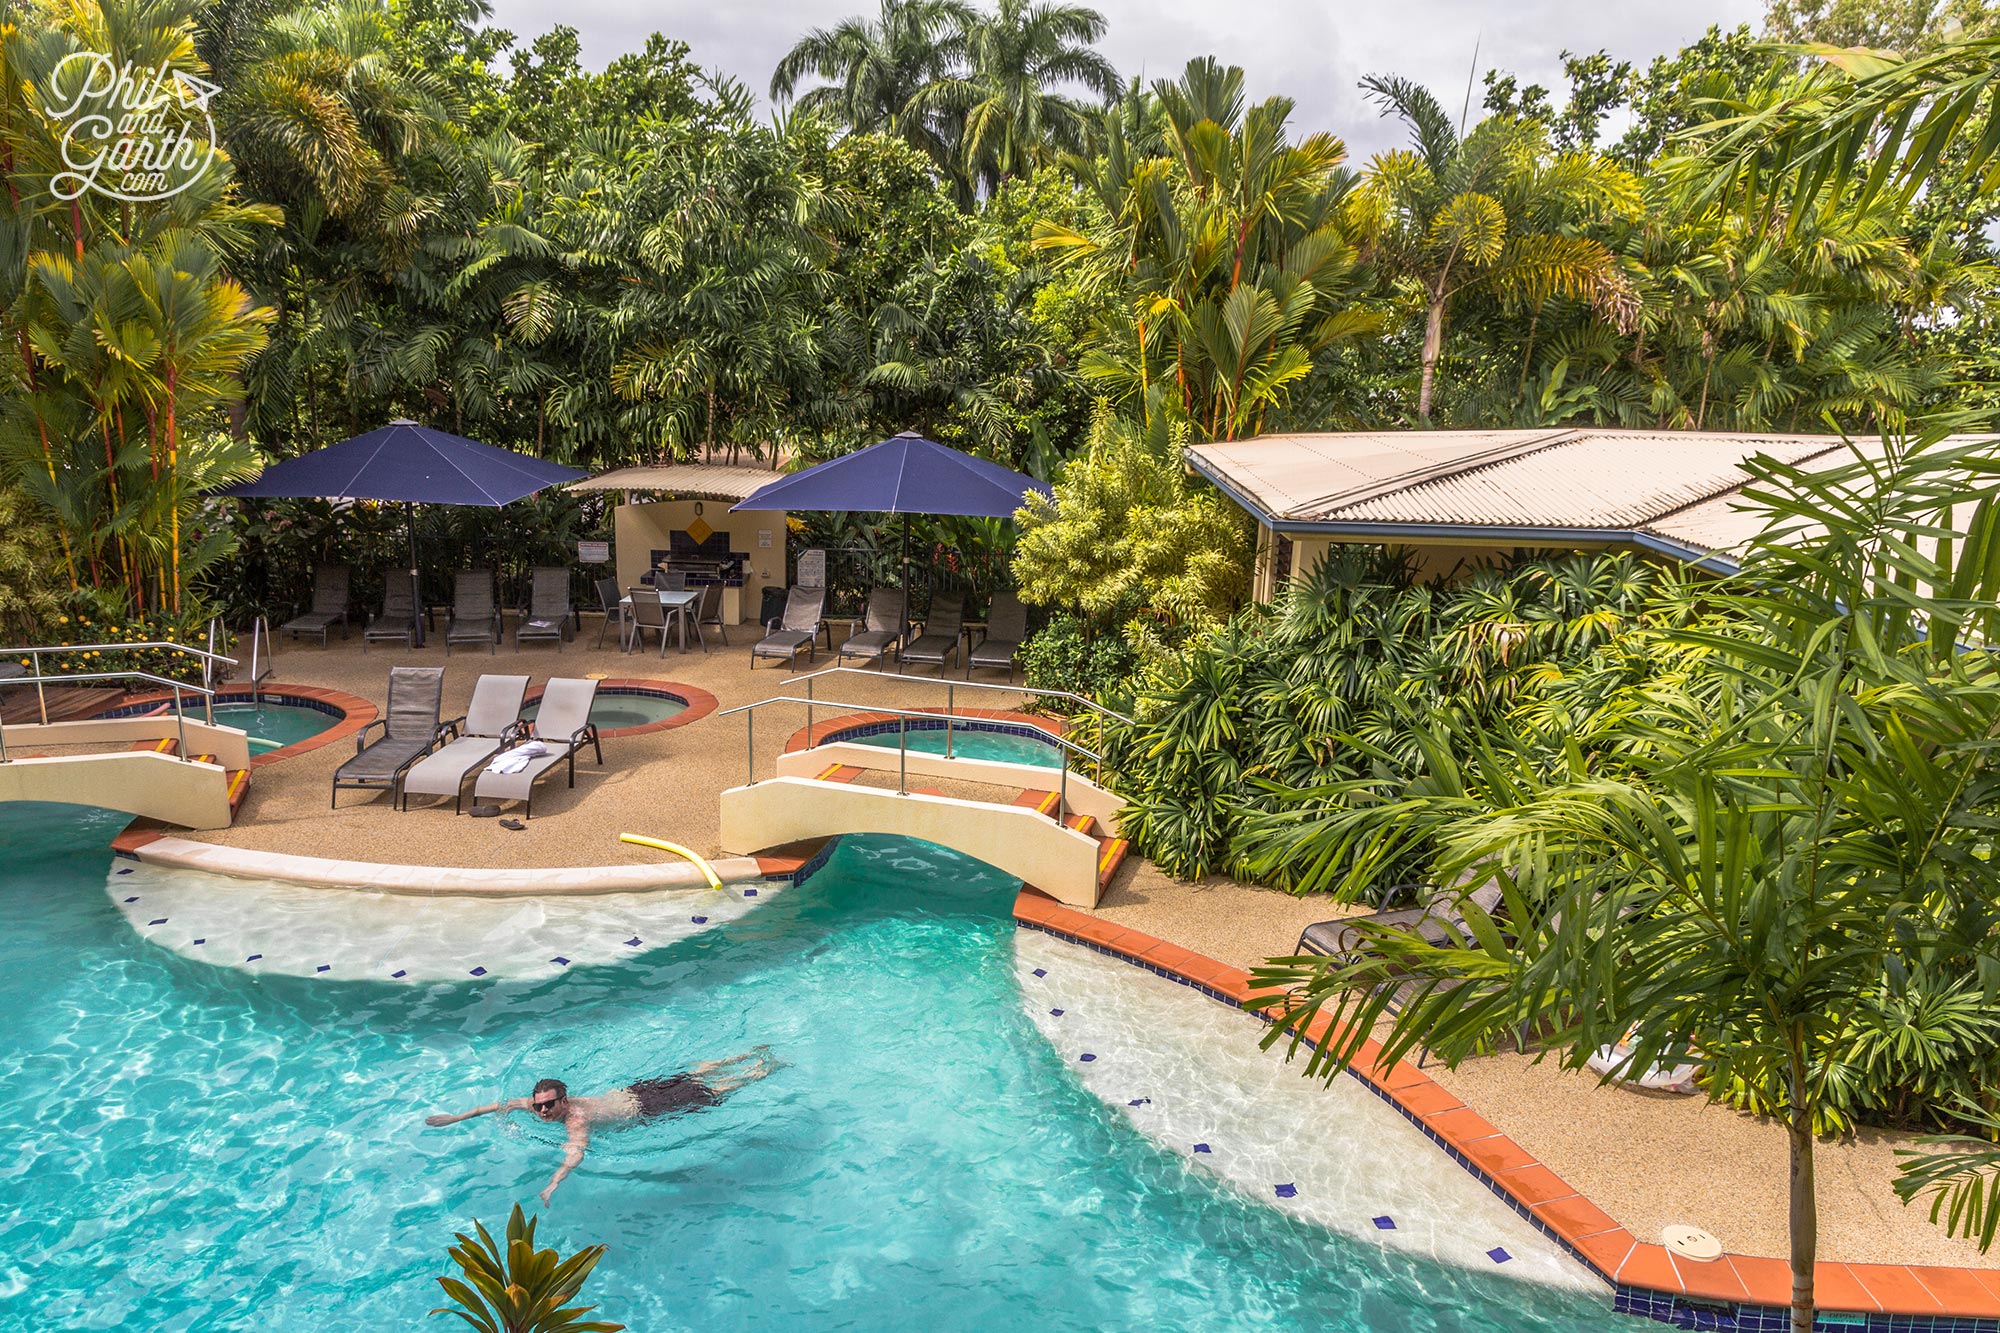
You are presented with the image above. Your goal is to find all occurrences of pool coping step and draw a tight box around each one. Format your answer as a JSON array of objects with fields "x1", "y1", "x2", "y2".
[{"x1": 1007, "y1": 887, "x2": 2000, "y2": 1333}]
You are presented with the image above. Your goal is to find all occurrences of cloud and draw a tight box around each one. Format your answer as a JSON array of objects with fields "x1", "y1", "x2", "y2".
[{"x1": 481, "y1": 0, "x2": 1766, "y2": 157}]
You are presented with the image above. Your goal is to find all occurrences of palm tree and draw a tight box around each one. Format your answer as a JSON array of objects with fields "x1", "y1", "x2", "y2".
[
  {"x1": 1251, "y1": 429, "x2": 2000, "y2": 1333},
  {"x1": 769, "y1": 0, "x2": 974, "y2": 184},
  {"x1": 913, "y1": 0, "x2": 1119, "y2": 197},
  {"x1": 1035, "y1": 58, "x2": 1381, "y2": 442},
  {"x1": 1350, "y1": 75, "x2": 1643, "y2": 421}
]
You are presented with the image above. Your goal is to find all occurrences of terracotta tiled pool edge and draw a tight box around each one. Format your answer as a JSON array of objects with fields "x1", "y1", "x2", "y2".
[{"x1": 1010, "y1": 888, "x2": 2000, "y2": 1333}]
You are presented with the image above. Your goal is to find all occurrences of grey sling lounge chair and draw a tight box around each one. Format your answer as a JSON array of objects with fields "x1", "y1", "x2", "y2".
[
  {"x1": 331, "y1": 666, "x2": 448, "y2": 807},
  {"x1": 593, "y1": 577, "x2": 626, "y2": 649},
  {"x1": 363, "y1": 571, "x2": 420, "y2": 653},
  {"x1": 967, "y1": 592, "x2": 1027, "y2": 680},
  {"x1": 445, "y1": 570, "x2": 502, "y2": 656},
  {"x1": 398, "y1": 673, "x2": 530, "y2": 812},
  {"x1": 751, "y1": 586, "x2": 826, "y2": 670},
  {"x1": 515, "y1": 567, "x2": 573, "y2": 651},
  {"x1": 280, "y1": 566, "x2": 351, "y2": 646},
  {"x1": 471, "y1": 676, "x2": 602, "y2": 818},
  {"x1": 898, "y1": 592, "x2": 963, "y2": 674},
  {"x1": 837, "y1": 588, "x2": 907, "y2": 668}
]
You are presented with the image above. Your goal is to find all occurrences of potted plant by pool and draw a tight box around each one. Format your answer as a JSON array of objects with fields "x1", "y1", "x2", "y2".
[{"x1": 430, "y1": 1203, "x2": 623, "y2": 1333}]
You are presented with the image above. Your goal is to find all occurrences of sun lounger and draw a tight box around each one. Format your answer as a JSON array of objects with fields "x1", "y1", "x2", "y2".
[
  {"x1": 471, "y1": 677, "x2": 602, "y2": 818},
  {"x1": 1295, "y1": 873, "x2": 1505, "y2": 959},
  {"x1": 445, "y1": 569, "x2": 502, "y2": 656},
  {"x1": 398, "y1": 673, "x2": 530, "y2": 812},
  {"x1": 899, "y1": 592, "x2": 963, "y2": 674},
  {"x1": 967, "y1": 592, "x2": 1027, "y2": 679},
  {"x1": 751, "y1": 586, "x2": 826, "y2": 670},
  {"x1": 838, "y1": 588, "x2": 907, "y2": 668},
  {"x1": 515, "y1": 567, "x2": 573, "y2": 651},
  {"x1": 280, "y1": 566, "x2": 351, "y2": 646},
  {"x1": 362, "y1": 571, "x2": 420, "y2": 653},
  {"x1": 331, "y1": 666, "x2": 448, "y2": 807}
]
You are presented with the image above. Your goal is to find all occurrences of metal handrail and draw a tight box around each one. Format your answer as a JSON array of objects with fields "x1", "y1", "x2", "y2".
[
  {"x1": 0, "y1": 669, "x2": 222, "y2": 764},
  {"x1": 2, "y1": 640, "x2": 237, "y2": 729},
  {"x1": 716, "y1": 692, "x2": 1107, "y2": 818},
  {"x1": 785, "y1": 663, "x2": 1132, "y2": 726}
]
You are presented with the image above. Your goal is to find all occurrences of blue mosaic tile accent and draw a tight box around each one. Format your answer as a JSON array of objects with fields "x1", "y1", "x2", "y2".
[
  {"x1": 246, "y1": 954, "x2": 262, "y2": 962},
  {"x1": 1128, "y1": 1098, "x2": 1149, "y2": 1106},
  {"x1": 1049, "y1": 1008, "x2": 1063, "y2": 1017},
  {"x1": 551, "y1": 957, "x2": 570, "y2": 966},
  {"x1": 1078, "y1": 1053, "x2": 1096, "y2": 1062},
  {"x1": 1275, "y1": 1183, "x2": 1297, "y2": 1199},
  {"x1": 469, "y1": 967, "x2": 487, "y2": 977},
  {"x1": 1373, "y1": 1216, "x2": 1396, "y2": 1230},
  {"x1": 191, "y1": 938, "x2": 205, "y2": 946},
  {"x1": 1487, "y1": 1247, "x2": 1511, "y2": 1264},
  {"x1": 315, "y1": 964, "x2": 330, "y2": 973},
  {"x1": 94, "y1": 691, "x2": 350, "y2": 725},
  {"x1": 391, "y1": 970, "x2": 406, "y2": 979},
  {"x1": 624, "y1": 937, "x2": 642, "y2": 947},
  {"x1": 691, "y1": 916, "x2": 708, "y2": 924},
  {"x1": 1032, "y1": 968, "x2": 1046, "y2": 977},
  {"x1": 116, "y1": 867, "x2": 133, "y2": 875},
  {"x1": 1193, "y1": 1143, "x2": 1211, "y2": 1154},
  {"x1": 148, "y1": 918, "x2": 167, "y2": 925},
  {"x1": 766, "y1": 837, "x2": 839, "y2": 886}
]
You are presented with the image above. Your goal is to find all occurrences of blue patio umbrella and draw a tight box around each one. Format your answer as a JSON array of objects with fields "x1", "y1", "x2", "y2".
[
  {"x1": 734, "y1": 431, "x2": 1051, "y2": 600},
  {"x1": 733, "y1": 431, "x2": 1051, "y2": 519},
  {"x1": 221, "y1": 419, "x2": 586, "y2": 643}
]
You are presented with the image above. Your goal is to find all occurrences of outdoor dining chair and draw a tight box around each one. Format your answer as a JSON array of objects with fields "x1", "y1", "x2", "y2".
[
  {"x1": 593, "y1": 576, "x2": 626, "y2": 650},
  {"x1": 362, "y1": 571, "x2": 420, "y2": 653},
  {"x1": 627, "y1": 586, "x2": 673, "y2": 655},
  {"x1": 280, "y1": 566, "x2": 351, "y2": 646},
  {"x1": 694, "y1": 581, "x2": 728, "y2": 649},
  {"x1": 445, "y1": 570, "x2": 502, "y2": 656},
  {"x1": 515, "y1": 566, "x2": 573, "y2": 651}
]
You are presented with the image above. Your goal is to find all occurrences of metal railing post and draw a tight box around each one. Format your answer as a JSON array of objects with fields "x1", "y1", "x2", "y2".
[
  {"x1": 898, "y1": 715, "x2": 907, "y2": 795},
  {"x1": 945, "y1": 683, "x2": 953, "y2": 758},
  {"x1": 805, "y1": 675, "x2": 813, "y2": 750},
  {"x1": 32, "y1": 649, "x2": 46, "y2": 725},
  {"x1": 172, "y1": 683, "x2": 188, "y2": 759},
  {"x1": 1059, "y1": 753, "x2": 1068, "y2": 821},
  {"x1": 746, "y1": 709, "x2": 756, "y2": 786}
]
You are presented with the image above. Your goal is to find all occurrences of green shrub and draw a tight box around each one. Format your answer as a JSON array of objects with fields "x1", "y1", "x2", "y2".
[{"x1": 1021, "y1": 613, "x2": 1137, "y2": 710}]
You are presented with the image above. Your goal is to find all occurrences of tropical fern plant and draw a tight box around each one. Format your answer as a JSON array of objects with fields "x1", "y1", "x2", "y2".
[{"x1": 430, "y1": 1204, "x2": 624, "y2": 1333}]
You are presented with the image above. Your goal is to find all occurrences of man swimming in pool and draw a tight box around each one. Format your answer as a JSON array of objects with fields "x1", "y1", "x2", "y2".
[{"x1": 425, "y1": 1049, "x2": 775, "y2": 1204}]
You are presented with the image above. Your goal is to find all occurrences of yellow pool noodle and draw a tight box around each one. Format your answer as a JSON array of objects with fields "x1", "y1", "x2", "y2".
[{"x1": 619, "y1": 833, "x2": 725, "y2": 890}]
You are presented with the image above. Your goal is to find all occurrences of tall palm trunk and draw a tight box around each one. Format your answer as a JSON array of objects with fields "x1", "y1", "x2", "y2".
[
  {"x1": 1418, "y1": 292, "x2": 1446, "y2": 423},
  {"x1": 1788, "y1": 1043, "x2": 1817, "y2": 1333}
]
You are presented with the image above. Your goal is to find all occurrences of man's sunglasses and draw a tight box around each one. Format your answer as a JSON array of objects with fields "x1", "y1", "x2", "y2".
[{"x1": 532, "y1": 1097, "x2": 564, "y2": 1111}]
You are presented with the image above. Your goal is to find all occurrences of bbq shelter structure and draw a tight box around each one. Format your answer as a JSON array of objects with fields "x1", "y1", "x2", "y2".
[{"x1": 569, "y1": 463, "x2": 790, "y2": 626}]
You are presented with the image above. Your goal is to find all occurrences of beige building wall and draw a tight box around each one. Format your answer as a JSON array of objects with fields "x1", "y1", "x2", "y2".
[{"x1": 612, "y1": 500, "x2": 788, "y2": 625}]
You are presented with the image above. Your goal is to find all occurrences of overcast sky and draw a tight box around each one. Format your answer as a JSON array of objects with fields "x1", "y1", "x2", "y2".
[{"x1": 482, "y1": 0, "x2": 1768, "y2": 158}]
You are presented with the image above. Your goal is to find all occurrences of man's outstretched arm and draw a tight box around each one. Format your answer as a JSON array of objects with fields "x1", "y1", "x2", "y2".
[
  {"x1": 539, "y1": 1120, "x2": 591, "y2": 1205},
  {"x1": 426, "y1": 1097, "x2": 529, "y2": 1127}
]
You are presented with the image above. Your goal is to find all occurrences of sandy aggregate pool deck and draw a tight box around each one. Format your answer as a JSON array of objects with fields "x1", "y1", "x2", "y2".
[{"x1": 151, "y1": 620, "x2": 2000, "y2": 1272}]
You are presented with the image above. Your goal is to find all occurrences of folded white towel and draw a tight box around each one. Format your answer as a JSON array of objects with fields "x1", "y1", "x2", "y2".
[{"x1": 486, "y1": 740, "x2": 550, "y2": 775}]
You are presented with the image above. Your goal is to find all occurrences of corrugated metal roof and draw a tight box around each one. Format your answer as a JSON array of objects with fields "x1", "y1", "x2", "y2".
[
  {"x1": 567, "y1": 463, "x2": 786, "y2": 501},
  {"x1": 1187, "y1": 428, "x2": 1993, "y2": 565}
]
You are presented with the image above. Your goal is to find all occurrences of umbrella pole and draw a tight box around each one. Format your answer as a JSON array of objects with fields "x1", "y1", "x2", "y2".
[{"x1": 407, "y1": 503, "x2": 424, "y2": 648}]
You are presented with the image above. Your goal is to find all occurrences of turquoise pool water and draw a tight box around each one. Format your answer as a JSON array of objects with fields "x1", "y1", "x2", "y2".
[
  {"x1": 168, "y1": 701, "x2": 334, "y2": 754},
  {"x1": 848, "y1": 723, "x2": 1059, "y2": 767},
  {"x1": 523, "y1": 692, "x2": 686, "y2": 730},
  {"x1": 3, "y1": 804, "x2": 1635, "y2": 1330}
]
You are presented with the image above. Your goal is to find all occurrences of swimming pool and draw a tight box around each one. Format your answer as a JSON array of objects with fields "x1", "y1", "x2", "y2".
[
  {"x1": 523, "y1": 690, "x2": 687, "y2": 732},
  {"x1": 190, "y1": 702, "x2": 336, "y2": 754},
  {"x1": 3, "y1": 804, "x2": 1637, "y2": 1330},
  {"x1": 843, "y1": 720, "x2": 1061, "y2": 767}
]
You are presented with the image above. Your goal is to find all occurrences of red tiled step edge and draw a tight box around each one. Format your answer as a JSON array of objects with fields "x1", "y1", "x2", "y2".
[
  {"x1": 1009, "y1": 886, "x2": 2000, "y2": 1322},
  {"x1": 521, "y1": 678, "x2": 717, "y2": 741},
  {"x1": 783, "y1": 707, "x2": 1065, "y2": 755}
]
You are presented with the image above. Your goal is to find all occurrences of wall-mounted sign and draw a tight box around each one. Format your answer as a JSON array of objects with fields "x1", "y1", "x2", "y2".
[
  {"x1": 577, "y1": 540, "x2": 610, "y2": 563},
  {"x1": 757, "y1": 529, "x2": 773, "y2": 549}
]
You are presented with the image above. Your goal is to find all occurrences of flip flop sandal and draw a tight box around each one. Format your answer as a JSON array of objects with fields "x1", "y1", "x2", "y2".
[
  {"x1": 469, "y1": 804, "x2": 501, "y2": 818},
  {"x1": 499, "y1": 818, "x2": 526, "y2": 831}
]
